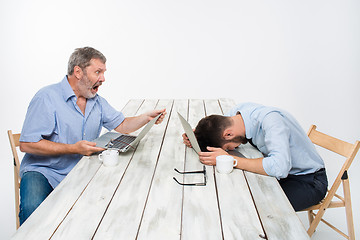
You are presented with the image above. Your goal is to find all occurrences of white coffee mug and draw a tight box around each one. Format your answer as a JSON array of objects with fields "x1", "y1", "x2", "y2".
[
  {"x1": 98, "y1": 149, "x2": 119, "y2": 167},
  {"x1": 216, "y1": 155, "x2": 237, "y2": 174}
]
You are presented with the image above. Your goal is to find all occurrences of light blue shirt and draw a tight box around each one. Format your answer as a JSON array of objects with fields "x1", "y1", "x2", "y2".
[
  {"x1": 227, "y1": 103, "x2": 324, "y2": 179},
  {"x1": 20, "y1": 76, "x2": 125, "y2": 188}
]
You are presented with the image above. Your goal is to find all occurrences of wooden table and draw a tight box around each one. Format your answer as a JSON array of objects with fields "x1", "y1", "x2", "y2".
[{"x1": 11, "y1": 99, "x2": 309, "y2": 240}]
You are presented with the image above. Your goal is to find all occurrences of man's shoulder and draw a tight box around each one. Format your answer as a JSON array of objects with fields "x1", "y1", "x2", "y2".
[
  {"x1": 232, "y1": 102, "x2": 286, "y2": 121},
  {"x1": 228, "y1": 102, "x2": 263, "y2": 115},
  {"x1": 30, "y1": 81, "x2": 63, "y2": 105},
  {"x1": 235, "y1": 102, "x2": 262, "y2": 109},
  {"x1": 36, "y1": 81, "x2": 61, "y2": 94}
]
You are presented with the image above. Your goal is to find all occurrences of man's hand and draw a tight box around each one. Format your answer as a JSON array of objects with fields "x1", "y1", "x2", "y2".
[
  {"x1": 20, "y1": 139, "x2": 104, "y2": 156},
  {"x1": 182, "y1": 133, "x2": 193, "y2": 148},
  {"x1": 145, "y1": 108, "x2": 166, "y2": 124},
  {"x1": 115, "y1": 108, "x2": 167, "y2": 134},
  {"x1": 198, "y1": 147, "x2": 228, "y2": 166},
  {"x1": 73, "y1": 140, "x2": 105, "y2": 156}
]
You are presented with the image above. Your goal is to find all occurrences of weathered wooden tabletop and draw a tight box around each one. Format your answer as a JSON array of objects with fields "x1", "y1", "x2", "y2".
[{"x1": 11, "y1": 99, "x2": 309, "y2": 240}]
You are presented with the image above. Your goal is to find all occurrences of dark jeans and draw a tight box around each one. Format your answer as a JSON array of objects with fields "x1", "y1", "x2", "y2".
[
  {"x1": 19, "y1": 171, "x2": 53, "y2": 225},
  {"x1": 279, "y1": 168, "x2": 328, "y2": 211}
]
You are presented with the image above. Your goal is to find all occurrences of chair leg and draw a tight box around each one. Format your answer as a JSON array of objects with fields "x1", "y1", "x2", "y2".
[
  {"x1": 307, "y1": 213, "x2": 321, "y2": 236},
  {"x1": 343, "y1": 179, "x2": 355, "y2": 240},
  {"x1": 307, "y1": 204, "x2": 328, "y2": 237},
  {"x1": 307, "y1": 210, "x2": 314, "y2": 225},
  {"x1": 14, "y1": 169, "x2": 20, "y2": 229}
]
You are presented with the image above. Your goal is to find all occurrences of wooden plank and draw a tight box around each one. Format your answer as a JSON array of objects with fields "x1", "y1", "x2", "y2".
[
  {"x1": 218, "y1": 98, "x2": 236, "y2": 115},
  {"x1": 181, "y1": 99, "x2": 223, "y2": 240},
  {"x1": 238, "y1": 142, "x2": 309, "y2": 240},
  {"x1": 51, "y1": 152, "x2": 134, "y2": 239},
  {"x1": 136, "y1": 99, "x2": 187, "y2": 240},
  {"x1": 122, "y1": 99, "x2": 145, "y2": 118},
  {"x1": 244, "y1": 172, "x2": 309, "y2": 240},
  {"x1": 11, "y1": 156, "x2": 102, "y2": 240},
  {"x1": 238, "y1": 129, "x2": 309, "y2": 239},
  {"x1": 93, "y1": 99, "x2": 173, "y2": 240},
  {"x1": 206, "y1": 99, "x2": 265, "y2": 240},
  {"x1": 11, "y1": 99, "x2": 144, "y2": 240}
]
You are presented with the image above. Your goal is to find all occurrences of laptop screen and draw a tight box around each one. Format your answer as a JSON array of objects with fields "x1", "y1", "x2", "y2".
[{"x1": 177, "y1": 112, "x2": 201, "y2": 154}]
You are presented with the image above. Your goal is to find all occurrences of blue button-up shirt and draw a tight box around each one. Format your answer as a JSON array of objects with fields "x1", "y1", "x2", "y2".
[
  {"x1": 227, "y1": 103, "x2": 324, "y2": 179},
  {"x1": 20, "y1": 76, "x2": 125, "y2": 188}
]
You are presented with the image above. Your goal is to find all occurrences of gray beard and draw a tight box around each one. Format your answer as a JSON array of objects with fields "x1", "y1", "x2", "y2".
[{"x1": 78, "y1": 75, "x2": 96, "y2": 99}]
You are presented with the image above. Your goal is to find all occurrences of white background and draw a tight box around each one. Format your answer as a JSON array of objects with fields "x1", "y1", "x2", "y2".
[{"x1": 1, "y1": 0, "x2": 359, "y2": 239}]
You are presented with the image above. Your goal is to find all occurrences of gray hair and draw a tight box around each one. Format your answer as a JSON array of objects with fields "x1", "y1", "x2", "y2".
[{"x1": 67, "y1": 47, "x2": 106, "y2": 75}]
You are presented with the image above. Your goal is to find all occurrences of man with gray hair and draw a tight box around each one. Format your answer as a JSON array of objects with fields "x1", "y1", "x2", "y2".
[{"x1": 18, "y1": 47, "x2": 166, "y2": 225}]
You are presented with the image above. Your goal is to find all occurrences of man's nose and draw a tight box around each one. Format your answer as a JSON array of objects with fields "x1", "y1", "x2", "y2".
[{"x1": 99, "y1": 74, "x2": 105, "y2": 82}]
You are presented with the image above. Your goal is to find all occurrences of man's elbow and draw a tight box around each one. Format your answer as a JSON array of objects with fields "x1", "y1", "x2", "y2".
[
  {"x1": 264, "y1": 164, "x2": 290, "y2": 179},
  {"x1": 19, "y1": 142, "x2": 31, "y2": 153},
  {"x1": 276, "y1": 171, "x2": 289, "y2": 180}
]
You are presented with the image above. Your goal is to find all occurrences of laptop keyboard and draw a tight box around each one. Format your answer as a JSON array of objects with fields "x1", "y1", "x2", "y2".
[{"x1": 106, "y1": 135, "x2": 137, "y2": 149}]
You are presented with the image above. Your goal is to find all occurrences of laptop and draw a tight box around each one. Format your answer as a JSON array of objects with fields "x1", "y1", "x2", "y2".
[
  {"x1": 177, "y1": 112, "x2": 246, "y2": 158},
  {"x1": 177, "y1": 112, "x2": 201, "y2": 154},
  {"x1": 93, "y1": 113, "x2": 162, "y2": 152}
]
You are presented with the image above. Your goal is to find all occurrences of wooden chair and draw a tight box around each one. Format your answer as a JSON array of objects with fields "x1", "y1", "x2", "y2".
[
  {"x1": 7, "y1": 130, "x2": 21, "y2": 229},
  {"x1": 302, "y1": 125, "x2": 360, "y2": 239}
]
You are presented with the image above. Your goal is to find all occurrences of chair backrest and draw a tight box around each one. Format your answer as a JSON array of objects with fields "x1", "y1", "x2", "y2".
[
  {"x1": 8, "y1": 130, "x2": 21, "y2": 229},
  {"x1": 307, "y1": 124, "x2": 360, "y2": 202}
]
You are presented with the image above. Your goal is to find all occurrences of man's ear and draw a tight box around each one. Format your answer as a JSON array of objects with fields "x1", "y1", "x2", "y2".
[
  {"x1": 73, "y1": 66, "x2": 83, "y2": 79},
  {"x1": 223, "y1": 128, "x2": 234, "y2": 140}
]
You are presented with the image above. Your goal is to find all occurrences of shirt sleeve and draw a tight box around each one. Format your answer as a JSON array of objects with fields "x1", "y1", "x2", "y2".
[
  {"x1": 261, "y1": 112, "x2": 292, "y2": 179},
  {"x1": 98, "y1": 96, "x2": 125, "y2": 130},
  {"x1": 20, "y1": 94, "x2": 56, "y2": 143}
]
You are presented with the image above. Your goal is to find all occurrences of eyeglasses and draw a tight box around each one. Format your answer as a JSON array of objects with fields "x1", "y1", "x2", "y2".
[{"x1": 173, "y1": 165, "x2": 207, "y2": 186}]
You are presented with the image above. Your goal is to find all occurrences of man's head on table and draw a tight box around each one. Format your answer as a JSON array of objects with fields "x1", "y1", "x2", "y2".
[
  {"x1": 182, "y1": 102, "x2": 327, "y2": 212},
  {"x1": 194, "y1": 113, "x2": 248, "y2": 152},
  {"x1": 68, "y1": 47, "x2": 107, "y2": 99}
]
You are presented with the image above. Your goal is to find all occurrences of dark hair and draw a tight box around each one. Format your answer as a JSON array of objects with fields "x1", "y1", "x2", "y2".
[
  {"x1": 194, "y1": 115, "x2": 232, "y2": 151},
  {"x1": 67, "y1": 47, "x2": 106, "y2": 75}
]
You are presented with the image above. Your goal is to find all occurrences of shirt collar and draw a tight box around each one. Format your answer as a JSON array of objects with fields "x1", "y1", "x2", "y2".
[
  {"x1": 61, "y1": 76, "x2": 76, "y2": 101},
  {"x1": 237, "y1": 110, "x2": 253, "y2": 140}
]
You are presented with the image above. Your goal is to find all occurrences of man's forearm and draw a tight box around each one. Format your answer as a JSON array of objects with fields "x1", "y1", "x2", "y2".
[
  {"x1": 234, "y1": 157, "x2": 268, "y2": 176},
  {"x1": 114, "y1": 115, "x2": 148, "y2": 134},
  {"x1": 20, "y1": 139, "x2": 76, "y2": 156}
]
